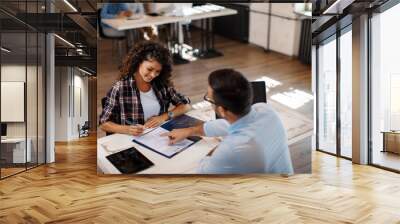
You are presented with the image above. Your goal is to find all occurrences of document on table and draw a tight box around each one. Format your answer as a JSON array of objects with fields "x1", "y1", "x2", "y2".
[{"x1": 132, "y1": 127, "x2": 195, "y2": 158}]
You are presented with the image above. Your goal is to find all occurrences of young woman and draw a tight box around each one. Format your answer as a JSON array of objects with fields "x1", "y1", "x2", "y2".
[{"x1": 100, "y1": 41, "x2": 191, "y2": 135}]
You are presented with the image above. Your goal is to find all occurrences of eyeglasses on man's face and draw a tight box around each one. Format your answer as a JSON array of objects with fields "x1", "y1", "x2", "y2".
[{"x1": 203, "y1": 92, "x2": 216, "y2": 105}]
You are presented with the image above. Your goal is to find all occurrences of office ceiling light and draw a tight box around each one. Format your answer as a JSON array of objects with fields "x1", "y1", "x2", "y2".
[
  {"x1": 54, "y1": 34, "x2": 75, "y2": 48},
  {"x1": 63, "y1": 0, "x2": 78, "y2": 12},
  {"x1": 77, "y1": 67, "x2": 93, "y2": 76},
  {"x1": 1, "y1": 47, "x2": 11, "y2": 53}
]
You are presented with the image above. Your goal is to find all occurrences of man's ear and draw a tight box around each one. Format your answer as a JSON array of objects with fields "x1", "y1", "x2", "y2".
[{"x1": 216, "y1": 106, "x2": 226, "y2": 118}]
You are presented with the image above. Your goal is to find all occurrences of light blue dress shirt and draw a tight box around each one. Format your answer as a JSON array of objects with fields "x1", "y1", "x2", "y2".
[
  {"x1": 100, "y1": 3, "x2": 144, "y2": 29},
  {"x1": 198, "y1": 103, "x2": 294, "y2": 174}
]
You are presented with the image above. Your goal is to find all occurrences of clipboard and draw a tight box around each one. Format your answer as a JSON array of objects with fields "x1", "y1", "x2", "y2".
[{"x1": 132, "y1": 114, "x2": 202, "y2": 158}]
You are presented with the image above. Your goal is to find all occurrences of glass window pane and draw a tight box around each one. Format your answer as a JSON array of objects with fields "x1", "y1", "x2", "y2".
[
  {"x1": 0, "y1": 0, "x2": 46, "y2": 179},
  {"x1": 318, "y1": 37, "x2": 337, "y2": 154},
  {"x1": 371, "y1": 3, "x2": 400, "y2": 171},
  {"x1": 27, "y1": 31, "x2": 38, "y2": 169},
  {"x1": 340, "y1": 29, "x2": 352, "y2": 158},
  {"x1": 1, "y1": 31, "x2": 28, "y2": 177}
]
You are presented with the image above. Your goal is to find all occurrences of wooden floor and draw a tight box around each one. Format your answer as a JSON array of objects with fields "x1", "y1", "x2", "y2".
[
  {"x1": 0, "y1": 134, "x2": 400, "y2": 223},
  {"x1": 373, "y1": 151, "x2": 400, "y2": 171},
  {"x1": 1, "y1": 167, "x2": 25, "y2": 178}
]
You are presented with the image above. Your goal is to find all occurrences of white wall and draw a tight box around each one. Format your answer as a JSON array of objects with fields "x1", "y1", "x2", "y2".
[
  {"x1": 72, "y1": 73, "x2": 89, "y2": 138},
  {"x1": 1, "y1": 65, "x2": 26, "y2": 139},
  {"x1": 249, "y1": 4, "x2": 269, "y2": 48},
  {"x1": 54, "y1": 67, "x2": 89, "y2": 141},
  {"x1": 1, "y1": 65, "x2": 35, "y2": 138},
  {"x1": 249, "y1": 3, "x2": 302, "y2": 56},
  {"x1": 55, "y1": 66, "x2": 69, "y2": 141}
]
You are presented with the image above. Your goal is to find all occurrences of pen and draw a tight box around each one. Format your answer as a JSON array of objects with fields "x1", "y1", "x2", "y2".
[
  {"x1": 126, "y1": 120, "x2": 144, "y2": 128},
  {"x1": 124, "y1": 120, "x2": 147, "y2": 137}
]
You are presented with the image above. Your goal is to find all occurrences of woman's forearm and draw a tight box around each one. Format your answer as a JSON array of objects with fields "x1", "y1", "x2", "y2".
[
  {"x1": 100, "y1": 121, "x2": 127, "y2": 134},
  {"x1": 170, "y1": 103, "x2": 192, "y2": 118}
]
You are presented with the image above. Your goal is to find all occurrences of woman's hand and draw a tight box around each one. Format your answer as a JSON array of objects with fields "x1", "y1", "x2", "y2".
[
  {"x1": 144, "y1": 115, "x2": 168, "y2": 129},
  {"x1": 125, "y1": 124, "x2": 144, "y2": 136}
]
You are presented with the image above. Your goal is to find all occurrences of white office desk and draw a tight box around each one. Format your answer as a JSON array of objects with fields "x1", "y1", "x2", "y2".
[
  {"x1": 97, "y1": 107, "x2": 220, "y2": 174},
  {"x1": 1, "y1": 137, "x2": 31, "y2": 163},
  {"x1": 102, "y1": 15, "x2": 181, "y2": 31},
  {"x1": 102, "y1": 6, "x2": 237, "y2": 61},
  {"x1": 101, "y1": 8, "x2": 237, "y2": 31}
]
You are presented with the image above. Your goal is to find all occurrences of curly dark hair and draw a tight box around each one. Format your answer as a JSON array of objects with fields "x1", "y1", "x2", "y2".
[{"x1": 119, "y1": 41, "x2": 173, "y2": 87}]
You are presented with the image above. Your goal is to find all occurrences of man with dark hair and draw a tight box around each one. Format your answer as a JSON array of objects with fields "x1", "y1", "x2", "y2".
[{"x1": 162, "y1": 69, "x2": 293, "y2": 174}]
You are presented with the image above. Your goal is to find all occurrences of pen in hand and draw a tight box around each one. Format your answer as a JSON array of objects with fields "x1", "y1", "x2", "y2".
[{"x1": 125, "y1": 120, "x2": 144, "y2": 136}]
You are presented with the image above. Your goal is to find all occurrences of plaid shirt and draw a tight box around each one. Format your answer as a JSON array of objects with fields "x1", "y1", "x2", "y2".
[{"x1": 100, "y1": 75, "x2": 190, "y2": 125}]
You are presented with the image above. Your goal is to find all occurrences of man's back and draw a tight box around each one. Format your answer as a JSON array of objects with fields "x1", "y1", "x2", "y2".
[{"x1": 199, "y1": 103, "x2": 294, "y2": 174}]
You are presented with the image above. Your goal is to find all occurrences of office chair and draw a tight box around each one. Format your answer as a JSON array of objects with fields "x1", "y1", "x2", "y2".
[
  {"x1": 78, "y1": 121, "x2": 90, "y2": 138},
  {"x1": 250, "y1": 81, "x2": 267, "y2": 104}
]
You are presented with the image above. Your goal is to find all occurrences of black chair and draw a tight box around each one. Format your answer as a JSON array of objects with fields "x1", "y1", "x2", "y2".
[
  {"x1": 215, "y1": 81, "x2": 267, "y2": 119},
  {"x1": 78, "y1": 121, "x2": 90, "y2": 138},
  {"x1": 250, "y1": 81, "x2": 267, "y2": 104}
]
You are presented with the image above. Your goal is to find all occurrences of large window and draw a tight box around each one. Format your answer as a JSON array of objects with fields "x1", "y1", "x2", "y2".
[
  {"x1": 370, "y1": 2, "x2": 400, "y2": 171},
  {"x1": 317, "y1": 36, "x2": 337, "y2": 154},
  {"x1": 339, "y1": 29, "x2": 352, "y2": 158},
  {"x1": 316, "y1": 26, "x2": 353, "y2": 159}
]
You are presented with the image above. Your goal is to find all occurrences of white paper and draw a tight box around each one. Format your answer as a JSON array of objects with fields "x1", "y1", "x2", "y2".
[
  {"x1": 100, "y1": 140, "x2": 132, "y2": 153},
  {"x1": 134, "y1": 127, "x2": 193, "y2": 157}
]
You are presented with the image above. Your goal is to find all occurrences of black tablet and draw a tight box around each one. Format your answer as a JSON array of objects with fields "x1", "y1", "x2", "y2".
[{"x1": 106, "y1": 147, "x2": 154, "y2": 174}]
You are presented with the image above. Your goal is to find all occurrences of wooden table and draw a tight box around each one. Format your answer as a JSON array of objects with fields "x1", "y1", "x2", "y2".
[{"x1": 382, "y1": 131, "x2": 400, "y2": 154}]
